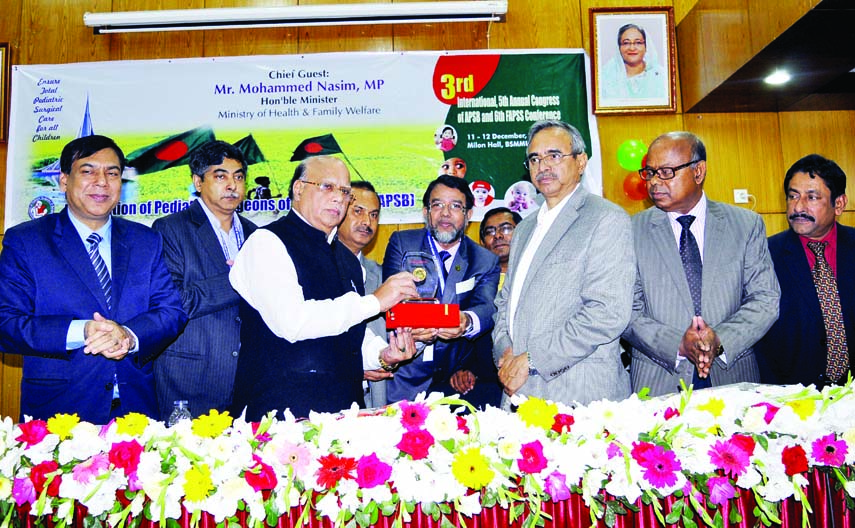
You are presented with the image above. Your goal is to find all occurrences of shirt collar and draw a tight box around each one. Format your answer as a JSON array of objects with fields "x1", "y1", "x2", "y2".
[
  {"x1": 536, "y1": 184, "x2": 578, "y2": 226},
  {"x1": 67, "y1": 209, "x2": 112, "y2": 246},
  {"x1": 196, "y1": 197, "x2": 238, "y2": 234},
  {"x1": 666, "y1": 192, "x2": 707, "y2": 223},
  {"x1": 293, "y1": 208, "x2": 338, "y2": 243}
]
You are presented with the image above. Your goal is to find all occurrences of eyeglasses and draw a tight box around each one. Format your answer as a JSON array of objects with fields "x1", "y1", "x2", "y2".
[
  {"x1": 301, "y1": 179, "x2": 353, "y2": 200},
  {"x1": 523, "y1": 152, "x2": 576, "y2": 171},
  {"x1": 638, "y1": 160, "x2": 699, "y2": 181},
  {"x1": 482, "y1": 223, "x2": 515, "y2": 237},
  {"x1": 620, "y1": 39, "x2": 646, "y2": 48},
  {"x1": 428, "y1": 201, "x2": 466, "y2": 214}
]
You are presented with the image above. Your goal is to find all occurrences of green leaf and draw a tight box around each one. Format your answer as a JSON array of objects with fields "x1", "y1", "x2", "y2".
[
  {"x1": 355, "y1": 510, "x2": 372, "y2": 527},
  {"x1": 729, "y1": 505, "x2": 743, "y2": 524},
  {"x1": 682, "y1": 514, "x2": 698, "y2": 528}
]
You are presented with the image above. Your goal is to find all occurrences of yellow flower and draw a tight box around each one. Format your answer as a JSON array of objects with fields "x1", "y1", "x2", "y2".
[
  {"x1": 191, "y1": 410, "x2": 233, "y2": 438},
  {"x1": 115, "y1": 413, "x2": 150, "y2": 436},
  {"x1": 696, "y1": 397, "x2": 725, "y2": 418},
  {"x1": 47, "y1": 413, "x2": 80, "y2": 440},
  {"x1": 842, "y1": 428, "x2": 855, "y2": 447},
  {"x1": 516, "y1": 397, "x2": 558, "y2": 431},
  {"x1": 184, "y1": 463, "x2": 214, "y2": 502},
  {"x1": 0, "y1": 477, "x2": 11, "y2": 500},
  {"x1": 452, "y1": 447, "x2": 494, "y2": 489},
  {"x1": 786, "y1": 399, "x2": 816, "y2": 420}
]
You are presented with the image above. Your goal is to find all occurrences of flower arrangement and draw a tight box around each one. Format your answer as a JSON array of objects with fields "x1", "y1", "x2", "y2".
[{"x1": 0, "y1": 381, "x2": 854, "y2": 528}]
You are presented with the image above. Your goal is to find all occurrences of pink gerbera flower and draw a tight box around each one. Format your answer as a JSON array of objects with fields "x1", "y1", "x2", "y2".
[
  {"x1": 399, "y1": 401, "x2": 430, "y2": 431},
  {"x1": 708, "y1": 439, "x2": 750, "y2": 477},
  {"x1": 811, "y1": 433, "x2": 847, "y2": 467},
  {"x1": 636, "y1": 444, "x2": 681, "y2": 488}
]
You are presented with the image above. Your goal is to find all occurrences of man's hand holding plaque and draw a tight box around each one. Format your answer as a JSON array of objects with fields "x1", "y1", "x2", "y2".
[{"x1": 386, "y1": 251, "x2": 460, "y2": 329}]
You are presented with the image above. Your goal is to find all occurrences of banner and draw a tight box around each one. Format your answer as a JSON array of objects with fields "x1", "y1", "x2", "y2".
[{"x1": 5, "y1": 50, "x2": 600, "y2": 228}]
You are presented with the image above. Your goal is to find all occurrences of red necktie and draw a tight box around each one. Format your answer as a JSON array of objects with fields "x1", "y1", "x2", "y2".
[{"x1": 807, "y1": 241, "x2": 848, "y2": 381}]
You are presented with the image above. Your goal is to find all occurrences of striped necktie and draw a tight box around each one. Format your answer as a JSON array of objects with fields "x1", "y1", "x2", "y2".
[{"x1": 87, "y1": 233, "x2": 112, "y2": 311}]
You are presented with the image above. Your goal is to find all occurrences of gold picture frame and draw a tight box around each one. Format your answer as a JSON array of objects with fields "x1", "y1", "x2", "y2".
[
  {"x1": 0, "y1": 43, "x2": 9, "y2": 142},
  {"x1": 590, "y1": 7, "x2": 677, "y2": 115}
]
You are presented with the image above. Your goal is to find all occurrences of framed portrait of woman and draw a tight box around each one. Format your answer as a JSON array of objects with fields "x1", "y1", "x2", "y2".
[{"x1": 590, "y1": 7, "x2": 677, "y2": 114}]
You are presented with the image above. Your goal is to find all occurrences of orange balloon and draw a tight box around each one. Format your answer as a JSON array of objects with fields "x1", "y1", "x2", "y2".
[{"x1": 623, "y1": 172, "x2": 648, "y2": 201}]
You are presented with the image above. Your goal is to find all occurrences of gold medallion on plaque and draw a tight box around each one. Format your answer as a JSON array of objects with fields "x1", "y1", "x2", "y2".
[{"x1": 413, "y1": 267, "x2": 427, "y2": 281}]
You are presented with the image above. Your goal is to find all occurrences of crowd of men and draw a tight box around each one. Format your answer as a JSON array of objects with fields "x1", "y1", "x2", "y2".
[{"x1": 0, "y1": 119, "x2": 851, "y2": 424}]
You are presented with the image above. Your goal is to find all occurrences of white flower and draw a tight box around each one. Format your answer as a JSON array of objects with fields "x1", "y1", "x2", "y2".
[
  {"x1": 315, "y1": 491, "x2": 341, "y2": 520},
  {"x1": 203, "y1": 477, "x2": 253, "y2": 522},
  {"x1": 457, "y1": 492, "x2": 483, "y2": 516}
]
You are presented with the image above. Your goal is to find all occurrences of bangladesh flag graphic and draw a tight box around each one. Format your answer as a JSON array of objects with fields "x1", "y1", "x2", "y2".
[
  {"x1": 126, "y1": 126, "x2": 216, "y2": 175},
  {"x1": 289, "y1": 134, "x2": 343, "y2": 161}
]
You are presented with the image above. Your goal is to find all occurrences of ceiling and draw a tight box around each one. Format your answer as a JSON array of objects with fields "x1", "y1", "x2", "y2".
[{"x1": 685, "y1": 0, "x2": 855, "y2": 113}]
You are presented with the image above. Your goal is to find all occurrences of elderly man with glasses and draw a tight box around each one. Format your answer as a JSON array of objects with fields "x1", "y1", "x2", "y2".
[
  {"x1": 381, "y1": 175, "x2": 500, "y2": 404},
  {"x1": 493, "y1": 120, "x2": 636, "y2": 408},
  {"x1": 228, "y1": 155, "x2": 419, "y2": 420},
  {"x1": 622, "y1": 131, "x2": 780, "y2": 396}
]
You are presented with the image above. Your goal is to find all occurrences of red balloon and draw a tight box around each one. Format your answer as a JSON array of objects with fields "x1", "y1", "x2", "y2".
[{"x1": 623, "y1": 172, "x2": 648, "y2": 201}]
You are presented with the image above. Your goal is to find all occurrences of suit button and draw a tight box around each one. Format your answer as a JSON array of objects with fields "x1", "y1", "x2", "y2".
[
  {"x1": 235, "y1": 316, "x2": 241, "y2": 323},
  {"x1": 232, "y1": 351, "x2": 239, "y2": 357},
  {"x1": 105, "y1": 383, "x2": 112, "y2": 391}
]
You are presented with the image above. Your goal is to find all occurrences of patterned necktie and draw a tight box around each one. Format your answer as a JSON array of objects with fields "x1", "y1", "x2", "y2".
[
  {"x1": 807, "y1": 241, "x2": 849, "y2": 381},
  {"x1": 438, "y1": 250, "x2": 451, "y2": 281},
  {"x1": 87, "y1": 233, "x2": 112, "y2": 311},
  {"x1": 677, "y1": 215, "x2": 702, "y2": 316}
]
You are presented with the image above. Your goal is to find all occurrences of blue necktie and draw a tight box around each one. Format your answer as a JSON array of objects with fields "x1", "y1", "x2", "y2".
[
  {"x1": 677, "y1": 215, "x2": 710, "y2": 389},
  {"x1": 87, "y1": 233, "x2": 112, "y2": 311},
  {"x1": 438, "y1": 250, "x2": 451, "y2": 281}
]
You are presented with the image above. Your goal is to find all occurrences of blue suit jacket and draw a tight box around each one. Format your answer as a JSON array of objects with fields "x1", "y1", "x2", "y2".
[
  {"x1": 151, "y1": 200, "x2": 256, "y2": 420},
  {"x1": 382, "y1": 229, "x2": 500, "y2": 402},
  {"x1": 0, "y1": 208, "x2": 187, "y2": 423},
  {"x1": 755, "y1": 224, "x2": 855, "y2": 386}
]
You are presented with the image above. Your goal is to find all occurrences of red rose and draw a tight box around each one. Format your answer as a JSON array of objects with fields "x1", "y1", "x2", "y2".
[
  {"x1": 30, "y1": 460, "x2": 61, "y2": 497},
  {"x1": 456, "y1": 415, "x2": 470, "y2": 435},
  {"x1": 730, "y1": 434, "x2": 756, "y2": 457},
  {"x1": 551, "y1": 413, "x2": 574, "y2": 434},
  {"x1": 245, "y1": 455, "x2": 277, "y2": 491},
  {"x1": 782, "y1": 445, "x2": 809, "y2": 476},
  {"x1": 109, "y1": 440, "x2": 144, "y2": 475},
  {"x1": 397, "y1": 429, "x2": 435, "y2": 460},
  {"x1": 16, "y1": 420, "x2": 48, "y2": 447}
]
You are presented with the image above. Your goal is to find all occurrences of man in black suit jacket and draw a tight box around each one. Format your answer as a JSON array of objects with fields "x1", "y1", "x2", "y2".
[
  {"x1": 382, "y1": 175, "x2": 500, "y2": 403},
  {"x1": 756, "y1": 154, "x2": 855, "y2": 387},
  {"x1": 152, "y1": 141, "x2": 257, "y2": 420}
]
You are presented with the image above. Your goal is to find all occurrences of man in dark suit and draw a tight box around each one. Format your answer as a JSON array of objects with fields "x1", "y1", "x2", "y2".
[
  {"x1": 623, "y1": 131, "x2": 779, "y2": 396},
  {"x1": 382, "y1": 175, "x2": 501, "y2": 403},
  {"x1": 756, "y1": 154, "x2": 854, "y2": 387},
  {"x1": 336, "y1": 180, "x2": 389, "y2": 407},
  {"x1": 228, "y1": 156, "x2": 418, "y2": 420},
  {"x1": 152, "y1": 141, "x2": 257, "y2": 420},
  {"x1": 0, "y1": 135, "x2": 187, "y2": 423}
]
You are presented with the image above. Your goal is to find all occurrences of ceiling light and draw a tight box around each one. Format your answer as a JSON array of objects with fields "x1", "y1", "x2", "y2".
[
  {"x1": 764, "y1": 69, "x2": 791, "y2": 85},
  {"x1": 84, "y1": 1, "x2": 508, "y2": 33}
]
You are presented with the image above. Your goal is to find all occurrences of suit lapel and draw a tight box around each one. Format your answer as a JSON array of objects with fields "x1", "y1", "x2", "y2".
[
  {"x1": 55, "y1": 210, "x2": 111, "y2": 314},
  {"x1": 110, "y1": 219, "x2": 129, "y2": 318},
  {"x1": 191, "y1": 201, "x2": 230, "y2": 270},
  {"x1": 780, "y1": 229, "x2": 822, "y2": 312},
  {"x1": 700, "y1": 201, "x2": 730, "y2": 315},
  {"x1": 649, "y1": 208, "x2": 695, "y2": 315},
  {"x1": 443, "y1": 239, "x2": 470, "y2": 303}
]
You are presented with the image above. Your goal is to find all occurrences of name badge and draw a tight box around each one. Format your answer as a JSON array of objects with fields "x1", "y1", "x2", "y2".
[{"x1": 455, "y1": 277, "x2": 475, "y2": 294}]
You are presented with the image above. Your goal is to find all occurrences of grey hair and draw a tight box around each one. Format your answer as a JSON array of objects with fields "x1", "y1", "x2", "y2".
[{"x1": 526, "y1": 120, "x2": 587, "y2": 155}]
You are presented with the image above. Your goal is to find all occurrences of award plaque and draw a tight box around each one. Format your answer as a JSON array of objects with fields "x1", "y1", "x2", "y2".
[{"x1": 386, "y1": 251, "x2": 460, "y2": 329}]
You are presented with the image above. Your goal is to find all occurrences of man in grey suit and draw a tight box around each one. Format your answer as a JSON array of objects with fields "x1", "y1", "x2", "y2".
[
  {"x1": 152, "y1": 140, "x2": 256, "y2": 420},
  {"x1": 622, "y1": 131, "x2": 780, "y2": 396},
  {"x1": 337, "y1": 180, "x2": 390, "y2": 408},
  {"x1": 494, "y1": 120, "x2": 635, "y2": 407}
]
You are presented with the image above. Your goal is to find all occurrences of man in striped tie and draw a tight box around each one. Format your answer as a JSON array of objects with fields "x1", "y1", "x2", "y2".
[
  {"x1": 756, "y1": 154, "x2": 854, "y2": 387},
  {"x1": 0, "y1": 135, "x2": 187, "y2": 423}
]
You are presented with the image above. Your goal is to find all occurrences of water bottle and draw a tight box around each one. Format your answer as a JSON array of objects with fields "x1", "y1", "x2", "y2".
[{"x1": 167, "y1": 400, "x2": 192, "y2": 427}]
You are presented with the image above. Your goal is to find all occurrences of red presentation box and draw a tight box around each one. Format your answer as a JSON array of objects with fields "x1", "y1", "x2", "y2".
[{"x1": 386, "y1": 302, "x2": 460, "y2": 329}]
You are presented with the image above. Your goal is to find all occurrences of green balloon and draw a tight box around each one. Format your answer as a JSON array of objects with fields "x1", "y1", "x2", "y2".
[{"x1": 617, "y1": 139, "x2": 647, "y2": 171}]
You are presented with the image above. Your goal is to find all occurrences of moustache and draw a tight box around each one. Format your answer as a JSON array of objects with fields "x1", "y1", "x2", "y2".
[
  {"x1": 535, "y1": 170, "x2": 554, "y2": 182},
  {"x1": 789, "y1": 213, "x2": 815, "y2": 222},
  {"x1": 222, "y1": 192, "x2": 241, "y2": 200},
  {"x1": 355, "y1": 226, "x2": 374, "y2": 236}
]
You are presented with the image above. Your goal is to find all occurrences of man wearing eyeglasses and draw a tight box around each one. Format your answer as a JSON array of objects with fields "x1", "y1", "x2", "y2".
[
  {"x1": 494, "y1": 120, "x2": 635, "y2": 408},
  {"x1": 381, "y1": 175, "x2": 501, "y2": 404},
  {"x1": 228, "y1": 155, "x2": 419, "y2": 419},
  {"x1": 622, "y1": 131, "x2": 779, "y2": 396},
  {"x1": 443, "y1": 207, "x2": 523, "y2": 409}
]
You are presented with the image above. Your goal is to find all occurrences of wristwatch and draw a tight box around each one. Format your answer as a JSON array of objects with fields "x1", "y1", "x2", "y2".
[{"x1": 379, "y1": 353, "x2": 397, "y2": 372}]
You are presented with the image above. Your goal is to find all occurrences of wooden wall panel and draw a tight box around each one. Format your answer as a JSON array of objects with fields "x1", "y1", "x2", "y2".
[
  {"x1": 488, "y1": 0, "x2": 585, "y2": 50},
  {"x1": 20, "y1": 0, "x2": 113, "y2": 65},
  {"x1": 203, "y1": 0, "x2": 300, "y2": 57},
  {"x1": 684, "y1": 112, "x2": 785, "y2": 213},
  {"x1": 778, "y1": 110, "x2": 855, "y2": 206},
  {"x1": 109, "y1": 0, "x2": 206, "y2": 60}
]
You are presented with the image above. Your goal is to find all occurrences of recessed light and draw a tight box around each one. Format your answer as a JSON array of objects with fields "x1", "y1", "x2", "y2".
[{"x1": 764, "y1": 70, "x2": 791, "y2": 85}]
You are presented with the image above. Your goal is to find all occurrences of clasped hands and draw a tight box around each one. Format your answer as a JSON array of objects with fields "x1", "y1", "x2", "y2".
[
  {"x1": 679, "y1": 315, "x2": 721, "y2": 378},
  {"x1": 83, "y1": 312, "x2": 135, "y2": 360}
]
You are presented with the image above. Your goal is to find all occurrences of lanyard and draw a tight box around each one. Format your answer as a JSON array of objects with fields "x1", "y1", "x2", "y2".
[
  {"x1": 216, "y1": 215, "x2": 245, "y2": 262},
  {"x1": 425, "y1": 231, "x2": 447, "y2": 296}
]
